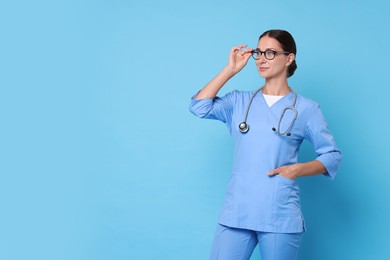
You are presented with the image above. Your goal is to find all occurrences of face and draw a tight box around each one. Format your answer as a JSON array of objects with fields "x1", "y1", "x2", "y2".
[{"x1": 255, "y1": 35, "x2": 295, "y2": 79}]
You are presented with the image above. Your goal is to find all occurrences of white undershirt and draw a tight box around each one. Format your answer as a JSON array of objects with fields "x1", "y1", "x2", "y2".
[{"x1": 262, "y1": 94, "x2": 284, "y2": 107}]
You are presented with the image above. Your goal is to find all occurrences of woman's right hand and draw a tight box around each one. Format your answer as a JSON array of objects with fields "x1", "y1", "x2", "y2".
[
  {"x1": 227, "y1": 44, "x2": 253, "y2": 75},
  {"x1": 194, "y1": 44, "x2": 252, "y2": 100}
]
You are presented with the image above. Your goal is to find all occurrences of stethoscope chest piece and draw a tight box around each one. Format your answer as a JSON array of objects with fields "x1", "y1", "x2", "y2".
[{"x1": 239, "y1": 122, "x2": 249, "y2": 133}]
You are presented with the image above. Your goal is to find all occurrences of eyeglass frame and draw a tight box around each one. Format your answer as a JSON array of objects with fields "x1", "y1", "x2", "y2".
[{"x1": 251, "y1": 48, "x2": 291, "y2": 60}]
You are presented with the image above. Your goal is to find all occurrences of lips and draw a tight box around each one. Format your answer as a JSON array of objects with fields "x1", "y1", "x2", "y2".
[{"x1": 259, "y1": 67, "x2": 269, "y2": 72}]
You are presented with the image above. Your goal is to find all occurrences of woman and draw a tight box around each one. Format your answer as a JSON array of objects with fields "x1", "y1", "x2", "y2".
[{"x1": 189, "y1": 29, "x2": 342, "y2": 260}]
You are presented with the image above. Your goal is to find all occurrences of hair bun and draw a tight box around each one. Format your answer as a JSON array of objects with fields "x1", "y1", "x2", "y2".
[{"x1": 288, "y1": 60, "x2": 297, "y2": 78}]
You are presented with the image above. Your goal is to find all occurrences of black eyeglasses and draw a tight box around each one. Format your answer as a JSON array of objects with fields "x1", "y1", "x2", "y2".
[{"x1": 251, "y1": 48, "x2": 290, "y2": 60}]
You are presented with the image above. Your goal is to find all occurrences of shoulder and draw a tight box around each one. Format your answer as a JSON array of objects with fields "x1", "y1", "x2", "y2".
[
  {"x1": 220, "y1": 90, "x2": 253, "y2": 102},
  {"x1": 223, "y1": 89, "x2": 251, "y2": 97},
  {"x1": 296, "y1": 94, "x2": 320, "y2": 111},
  {"x1": 295, "y1": 94, "x2": 325, "y2": 124},
  {"x1": 225, "y1": 89, "x2": 256, "y2": 99}
]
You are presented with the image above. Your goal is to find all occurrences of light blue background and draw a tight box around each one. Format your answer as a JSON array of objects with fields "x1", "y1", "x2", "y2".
[{"x1": 1, "y1": 0, "x2": 389, "y2": 259}]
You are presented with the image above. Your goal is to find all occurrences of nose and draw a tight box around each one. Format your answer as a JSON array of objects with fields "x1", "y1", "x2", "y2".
[{"x1": 256, "y1": 54, "x2": 267, "y2": 64}]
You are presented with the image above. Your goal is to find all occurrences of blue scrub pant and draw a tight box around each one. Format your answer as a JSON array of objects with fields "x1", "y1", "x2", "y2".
[{"x1": 210, "y1": 224, "x2": 302, "y2": 260}]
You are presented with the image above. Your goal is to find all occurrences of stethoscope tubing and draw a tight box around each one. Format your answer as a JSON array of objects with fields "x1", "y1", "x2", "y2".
[{"x1": 239, "y1": 87, "x2": 298, "y2": 136}]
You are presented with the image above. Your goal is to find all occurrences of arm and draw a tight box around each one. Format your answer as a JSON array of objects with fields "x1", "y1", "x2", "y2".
[
  {"x1": 268, "y1": 160, "x2": 327, "y2": 180},
  {"x1": 195, "y1": 44, "x2": 252, "y2": 100},
  {"x1": 268, "y1": 104, "x2": 342, "y2": 180}
]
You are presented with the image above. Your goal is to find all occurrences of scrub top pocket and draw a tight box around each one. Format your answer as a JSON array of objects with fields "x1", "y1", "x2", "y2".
[
  {"x1": 275, "y1": 175, "x2": 299, "y2": 203},
  {"x1": 273, "y1": 175, "x2": 302, "y2": 218}
]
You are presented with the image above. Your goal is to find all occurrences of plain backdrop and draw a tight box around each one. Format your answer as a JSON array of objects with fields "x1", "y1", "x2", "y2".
[{"x1": 1, "y1": 0, "x2": 389, "y2": 259}]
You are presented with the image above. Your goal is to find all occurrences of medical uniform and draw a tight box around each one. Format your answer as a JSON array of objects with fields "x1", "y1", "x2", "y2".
[{"x1": 189, "y1": 89, "x2": 342, "y2": 259}]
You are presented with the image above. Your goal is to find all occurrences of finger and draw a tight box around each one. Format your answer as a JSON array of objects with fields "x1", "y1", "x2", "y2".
[
  {"x1": 237, "y1": 48, "x2": 252, "y2": 56},
  {"x1": 231, "y1": 44, "x2": 247, "y2": 52},
  {"x1": 241, "y1": 48, "x2": 253, "y2": 54},
  {"x1": 240, "y1": 48, "x2": 254, "y2": 57},
  {"x1": 267, "y1": 168, "x2": 279, "y2": 176}
]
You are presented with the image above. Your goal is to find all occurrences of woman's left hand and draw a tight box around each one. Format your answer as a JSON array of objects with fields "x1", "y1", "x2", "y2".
[{"x1": 267, "y1": 164, "x2": 302, "y2": 180}]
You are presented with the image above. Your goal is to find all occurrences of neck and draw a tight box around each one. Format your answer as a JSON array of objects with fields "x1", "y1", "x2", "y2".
[{"x1": 262, "y1": 77, "x2": 290, "y2": 96}]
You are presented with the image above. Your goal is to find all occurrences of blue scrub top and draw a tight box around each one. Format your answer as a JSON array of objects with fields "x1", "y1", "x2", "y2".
[{"x1": 189, "y1": 89, "x2": 342, "y2": 233}]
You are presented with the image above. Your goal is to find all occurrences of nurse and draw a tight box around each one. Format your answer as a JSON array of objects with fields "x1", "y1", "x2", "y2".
[{"x1": 189, "y1": 29, "x2": 342, "y2": 260}]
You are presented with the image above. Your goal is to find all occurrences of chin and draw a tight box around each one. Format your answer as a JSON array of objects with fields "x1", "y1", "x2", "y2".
[{"x1": 258, "y1": 71, "x2": 268, "y2": 78}]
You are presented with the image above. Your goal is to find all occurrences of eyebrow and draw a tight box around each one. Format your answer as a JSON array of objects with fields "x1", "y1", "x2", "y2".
[{"x1": 256, "y1": 48, "x2": 277, "y2": 51}]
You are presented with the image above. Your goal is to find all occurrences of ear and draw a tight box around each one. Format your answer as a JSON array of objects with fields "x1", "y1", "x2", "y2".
[{"x1": 285, "y1": 53, "x2": 295, "y2": 67}]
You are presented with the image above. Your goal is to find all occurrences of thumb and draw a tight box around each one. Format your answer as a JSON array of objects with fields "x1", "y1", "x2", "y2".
[{"x1": 267, "y1": 168, "x2": 279, "y2": 176}]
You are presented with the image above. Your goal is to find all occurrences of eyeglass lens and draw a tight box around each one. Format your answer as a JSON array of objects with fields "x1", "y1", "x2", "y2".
[{"x1": 252, "y1": 50, "x2": 276, "y2": 60}]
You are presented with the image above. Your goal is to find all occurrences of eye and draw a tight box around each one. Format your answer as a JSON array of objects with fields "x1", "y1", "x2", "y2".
[{"x1": 265, "y1": 50, "x2": 276, "y2": 59}]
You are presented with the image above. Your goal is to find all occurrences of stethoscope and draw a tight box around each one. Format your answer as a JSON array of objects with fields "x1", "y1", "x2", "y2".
[{"x1": 238, "y1": 87, "x2": 298, "y2": 136}]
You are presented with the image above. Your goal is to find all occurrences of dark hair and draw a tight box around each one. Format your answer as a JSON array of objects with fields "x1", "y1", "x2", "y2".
[{"x1": 259, "y1": 29, "x2": 297, "y2": 77}]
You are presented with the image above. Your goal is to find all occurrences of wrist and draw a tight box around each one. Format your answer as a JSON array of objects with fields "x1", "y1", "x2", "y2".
[
  {"x1": 223, "y1": 66, "x2": 237, "y2": 77},
  {"x1": 293, "y1": 163, "x2": 304, "y2": 178}
]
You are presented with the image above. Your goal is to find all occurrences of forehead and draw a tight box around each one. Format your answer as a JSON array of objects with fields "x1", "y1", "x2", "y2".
[{"x1": 257, "y1": 36, "x2": 283, "y2": 50}]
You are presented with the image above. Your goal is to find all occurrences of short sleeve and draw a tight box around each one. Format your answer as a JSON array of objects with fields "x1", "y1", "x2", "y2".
[
  {"x1": 304, "y1": 104, "x2": 342, "y2": 180},
  {"x1": 188, "y1": 90, "x2": 238, "y2": 126}
]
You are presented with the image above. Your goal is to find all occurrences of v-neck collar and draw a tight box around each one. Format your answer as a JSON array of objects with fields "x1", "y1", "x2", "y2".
[{"x1": 254, "y1": 89, "x2": 294, "y2": 121}]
